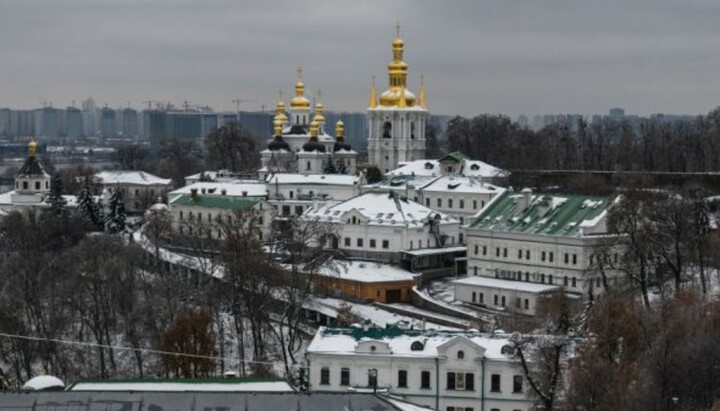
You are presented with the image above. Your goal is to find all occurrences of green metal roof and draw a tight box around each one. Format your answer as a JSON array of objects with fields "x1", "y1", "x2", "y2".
[
  {"x1": 172, "y1": 194, "x2": 262, "y2": 210},
  {"x1": 469, "y1": 190, "x2": 613, "y2": 237},
  {"x1": 438, "y1": 151, "x2": 470, "y2": 163}
]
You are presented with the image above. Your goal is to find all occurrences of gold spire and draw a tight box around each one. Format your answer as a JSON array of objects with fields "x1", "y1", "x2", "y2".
[
  {"x1": 398, "y1": 88, "x2": 407, "y2": 108},
  {"x1": 335, "y1": 120, "x2": 345, "y2": 141},
  {"x1": 418, "y1": 75, "x2": 427, "y2": 109},
  {"x1": 369, "y1": 76, "x2": 378, "y2": 109},
  {"x1": 28, "y1": 139, "x2": 38, "y2": 157},
  {"x1": 290, "y1": 66, "x2": 310, "y2": 110},
  {"x1": 275, "y1": 90, "x2": 288, "y2": 125},
  {"x1": 379, "y1": 24, "x2": 416, "y2": 107},
  {"x1": 313, "y1": 90, "x2": 326, "y2": 127},
  {"x1": 273, "y1": 118, "x2": 283, "y2": 137},
  {"x1": 309, "y1": 118, "x2": 319, "y2": 139}
]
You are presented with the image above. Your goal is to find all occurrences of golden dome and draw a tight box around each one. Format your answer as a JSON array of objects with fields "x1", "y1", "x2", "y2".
[
  {"x1": 378, "y1": 26, "x2": 418, "y2": 108},
  {"x1": 28, "y1": 139, "x2": 38, "y2": 157},
  {"x1": 275, "y1": 93, "x2": 289, "y2": 125},
  {"x1": 335, "y1": 120, "x2": 345, "y2": 139},
  {"x1": 273, "y1": 117, "x2": 283, "y2": 136},
  {"x1": 290, "y1": 67, "x2": 311, "y2": 110},
  {"x1": 313, "y1": 92, "x2": 326, "y2": 126},
  {"x1": 309, "y1": 118, "x2": 320, "y2": 138}
]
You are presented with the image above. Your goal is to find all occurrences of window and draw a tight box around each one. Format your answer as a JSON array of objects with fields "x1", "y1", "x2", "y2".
[
  {"x1": 35, "y1": 181, "x2": 40, "y2": 190},
  {"x1": 295, "y1": 206, "x2": 303, "y2": 215},
  {"x1": 549, "y1": 252, "x2": 554, "y2": 262},
  {"x1": 516, "y1": 298, "x2": 521, "y2": 309},
  {"x1": 501, "y1": 296, "x2": 506, "y2": 307},
  {"x1": 472, "y1": 292, "x2": 476, "y2": 303},
  {"x1": 541, "y1": 251, "x2": 546, "y2": 262},
  {"x1": 410, "y1": 241, "x2": 414, "y2": 249},
  {"x1": 306, "y1": 161, "x2": 311, "y2": 171},
  {"x1": 421, "y1": 371, "x2": 431, "y2": 389},
  {"x1": 526, "y1": 272, "x2": 530, "y2": 281},
  {"x1": 448, "y1": 199, "x2": 453, "y2": 208},
  {"x1": 446, "y1": 372, "x2": 474, "y2": 390},
  {"x1": 524, "y1": 299, "x2": 529, "y2": 310},
  {"x1": 370, "y1": 239, "x2": 376, "y2": 248},
  {"x1": 518, "y1": 249, "x2": 523, "y2": 259},
  {"x1": 460, "y1": 199, "x2": 465, "y2": 209},
  {"x1": 564, "y1": 276, "x2": 568, "y2": 286},
  {"x1": 490, "y1": 374, "x2": 501, "y2": 392},
  {"x1": 425, "y1": 198, "x2": 430, "y2": 206},
  {"x1": 573, "y1": 253, "x2": 577, "y2": 265},
  {"x1": 22, "y1": 181, "x2": 28, "y2": 190},
  {"x1": 549, "y1": 275, "x2": 553, "y2": 285},
  {"x1": 572, "y1": 277, "x2": 577, "y2": 287},
  {"x1": 474, "y1": 245, "x2": 478, "y2": 255},
  {"x1": 564, "y1": 253, "x2": 569, "y2": 264},
  {"x1": 541, "y1": 273, "x2": 545, "y2": 283},
  {"x1": 357, "y1": 238, "x2": 363, "y2": 247},
  {"x1": 473, "y1": 200, "x2": 477, "y2": 209},
  {"x1": 503, "y1": 248, "x2": 507, "y2": 258},
  {"x1": 382, "y1": 240, "x2": 389, "y2": 249},
  {"x1": 289, "y1": 191, "x2": 294, "y2": 199},
  {"x1": 282, "y1": 205, "x2": 291, "y2": 216},
  {"x1": 320, "y1": 367, "x2": 330, "y2": 385},
  {"x1": 526, "y1": 250, "x2": 530, "y2": 260},
  {"x1": 496, "y1": 247, "x2": 500, "y2": 257},
  {"x1": 437, "y1": 198, "x2": 442, "y2": 207},
  {"x1": 494, "y1": 295, "x2": 498, "y2": 305},
  {"x1": 344, "y1": 237, "x2": 351, "y2": 246},
  {"x1": 179, "y1": 211, "x2": 183, "y2": 219},
  {"x1": 482, "y1": 246, "x2": 487, "y2": 256},
  {"x1": 513, "y1": 375, "x2": 523, "y2": 393},
  {"x1": 457, "y1": 350, "x2": 465, "y2": 359},
  {"x1": 398, "y1": 370, "x2": 407, "y2": 388},
  {"x1": 341, "y1": 368, "x2": 350, "y2": 386},
  {"x1": 479, "y1": 293, "x2": 484, "y2": 304}
]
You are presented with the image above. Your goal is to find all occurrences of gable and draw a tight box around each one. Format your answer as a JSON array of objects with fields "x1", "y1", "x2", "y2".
[{"x1": 437, "y1": 336, "x2": 486, "y2": 359}]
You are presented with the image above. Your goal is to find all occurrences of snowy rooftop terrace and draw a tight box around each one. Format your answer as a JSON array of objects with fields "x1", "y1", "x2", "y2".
[
  {"x1": 67, "y1": 378, "x2": 293, "y2": 392},
  {"x1": 453, "y1": 275, "x2": 561, "y2": 294},
  {"x1": 309, "y1": 260, "x2": 418, "y2": 283},
  {"x1": 95, "y1": 171, "x2": 171, "y2": 186}
]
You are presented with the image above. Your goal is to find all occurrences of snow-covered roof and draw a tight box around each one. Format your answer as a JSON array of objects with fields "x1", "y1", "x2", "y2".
[
  {"x1": 21, "y1": 375, "x2": 65, "y2": 391},
  {"x1": 95, "y1": 171, "x2": 172, "y2": 186},
  {"x1": 307, "y1": 326, "x2": 517, "y2": 360},
  {"x1": 453, "y1": 276, "x2": 560, "y2": 294},
  {"x1": 388, "y1": 155, "x2": 508, "y2": 179},
  {"x1": 67, "y1": 379, "x2": 293, "y2": 392},
  {"x1": 312, "y1": 260, "x2": 418, "y2": 283},
  {"x1": 170, "y1": 182, "x2": 268, "y2": 198},
  {"x1": 0, "y1": 191, "x2": 78, "y2": 207},
  {"x1": 184, "y1": 170, "x2": 257, "y2": 183},
  {"x1": 266, "y1": 173, "x2": 360, "y2": 186},
  {"x1": 420, "y1": 176, "x2": 505, "y2": 195},
  {"x1": 301, "y1": 191, "x2": 458, "y2": 227},
  {"x1": 401, "y1": 246, "x2": 467, "y2": 256}
]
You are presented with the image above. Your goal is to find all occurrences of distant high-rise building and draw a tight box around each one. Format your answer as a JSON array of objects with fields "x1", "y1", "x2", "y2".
[
  {"x1": 516, "y1": 114, "x2": 529, "y2": 129},
  {"x1": 100, "y1": 107, "x2": 116, "y2": 138},
  {"x1": 65, "y1": 107, "x2": 83, "y2": 138},
  {"x1": 166, "y1": 112, "x2": 202, "y2": 139},
  {"x1": 0, "y1": 108, "x2": 12, "y2": 137},
  {"x1": 200, "y1": 113, "x2": 219, "y2": 138},
  {"x1": 16, "y1": 110, "x2": 35, "y2": 137},
  {"x1": 237, "y1": 111, "x2": 271, "y2": 140},
  {"x1": 34, "y1": 107, "x2": 59, "y2": 138},
  {"x1": 142, "y1": 110, "x2": 167, "y2": 141},
  {"x1": 609, "y1": 107, "x2": 625, "y2": 119},
  {"x1": 122, "y1": 108, "x2": 139, "y2": 138},
  {"x1": 82, "y1": 98, "x2": 97, "y2": 137}
]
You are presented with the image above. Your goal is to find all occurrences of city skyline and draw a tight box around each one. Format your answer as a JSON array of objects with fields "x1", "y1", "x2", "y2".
[{"x1": 1, "y1": 1, "x2": 720, "y2": 117}]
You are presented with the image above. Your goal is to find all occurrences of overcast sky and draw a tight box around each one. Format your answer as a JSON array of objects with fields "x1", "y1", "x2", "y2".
[{"x1": 1, "y1": 0, "x2": 719, "y2": 117}]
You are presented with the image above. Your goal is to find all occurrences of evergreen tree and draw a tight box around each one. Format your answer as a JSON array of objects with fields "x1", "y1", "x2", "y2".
[
  {"x1": 336, "y1": 159, "x2": 348, "y2": 175},
  {"x1": 365, "y1": 165, "x2": 384, "y2": 184},
  {"x1": 323, "y1": 159, "x2": 338, "y2": 174},
  {"x1": 106, "y1": 186, "x2": 127, "y2": 233},
  {"x1": 47, "y1": 174, "x2": 67, "y2": 218},
  {"x1": 76, "y1": 186, "x2": 99, "y2": 228}
]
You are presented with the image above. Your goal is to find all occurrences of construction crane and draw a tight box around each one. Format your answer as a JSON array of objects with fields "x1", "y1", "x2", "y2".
[{"x1": 232, "y1": 98, "x2": 256, "y2": 112}]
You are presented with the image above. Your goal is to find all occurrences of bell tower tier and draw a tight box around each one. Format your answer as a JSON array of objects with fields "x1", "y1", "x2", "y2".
[{"x1": 367, "y1": 27, "x2": 428, "y2": 173}]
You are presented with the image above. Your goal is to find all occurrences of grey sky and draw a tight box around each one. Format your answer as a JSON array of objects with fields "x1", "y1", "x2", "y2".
[{"x1": 1, "y1": 0, "x2": 719, "y2": 117}]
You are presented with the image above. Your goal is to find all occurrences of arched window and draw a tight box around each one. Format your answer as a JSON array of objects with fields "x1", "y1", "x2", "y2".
[
  {"x1": 382, "y1": 121, "x2": 392, "y2": 138},
  {"x1": 411, "y1": 341, "x2": 424, "y2": 351},
  {"x1": 410, "y1": 122, "x2": 415, "y2": 139},
  {"x1": 457, "y1": 350, "x2": 465, "y2": 359}
]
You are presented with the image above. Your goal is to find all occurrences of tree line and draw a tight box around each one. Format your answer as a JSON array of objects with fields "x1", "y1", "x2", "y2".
[{"x1": 446, "y1": 107, "x2": 720, "y2": 173}]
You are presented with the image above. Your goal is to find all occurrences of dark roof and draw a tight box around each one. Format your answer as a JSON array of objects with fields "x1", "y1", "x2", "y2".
[
  {"x1": 438, "y1": 151, "x2": 469, "y2": 163},
  {"x1": 0, "y1": 391, "x2": 407, "y2": 411},
  {"x1": 302, "y1": 139, "x2": 326, "y2": 153},
  {"x1": 268, "y1": 136, "x2": 291, "y2": 151},
  {"x1": 333, "y1": 141, "x2": 353, "y2": 152},
  {"x1": 287, "y1": 125, "x2": 307, "y2": 135},
  {"x1": 17, "y1": 155, "x2": 48, "y2": 177},
  {"x1": 171, "y1": 194, "x2": 263, "y2": 210}
]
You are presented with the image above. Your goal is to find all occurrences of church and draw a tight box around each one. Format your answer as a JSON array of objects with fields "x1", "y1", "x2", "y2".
[
  {"x1": 367, "y1": 26, "x2": 428, "y2": 173},
  {"x1": 259, "y1": 69, "x2": 357, "y2": 180}
]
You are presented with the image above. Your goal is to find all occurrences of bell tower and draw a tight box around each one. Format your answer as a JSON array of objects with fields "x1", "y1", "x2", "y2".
[{"x1": 367, "y1": 25, "x2": 428, "y2": 173}]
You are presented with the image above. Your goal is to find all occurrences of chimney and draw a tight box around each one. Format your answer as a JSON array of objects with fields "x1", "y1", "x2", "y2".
[
  {"x1": 242, "y1": 191, "x2": 247, "y2": 197},
  {"x1": 221, "y1": 189, "x2": 227, "y2": 196},
  {"x1": 518, "y1": 188, "x2": 532, "y2": 211},
  {"x1": 190, "y1": 188, "x2": 198, "y2": 198}
]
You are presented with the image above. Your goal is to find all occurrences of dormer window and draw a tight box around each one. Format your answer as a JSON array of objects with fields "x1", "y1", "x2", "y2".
[
  {"x1": 424, "y1": 162, "x2": 434, "y2": 170},
  {"x1": 370, "y1": 345, "x2": 376, "y2": 352},
  {"x1": 411, "y1": 341, "x2": 424, "y2": 351},
  {"x1": 471, "y1": 164, "x2": 480, "y2": 171}
]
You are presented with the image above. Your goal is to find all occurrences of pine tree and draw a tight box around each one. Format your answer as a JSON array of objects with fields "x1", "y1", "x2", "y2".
[
  {"x1": 336, "y1": 159, "x2": 348, "y2": 175},
  {"x1": 106, "y1": 186, "x2": 127, "y2": 233},
  {"x1": 365, "y1": 165, "x2": 384, "y2": 184},
  {"x1": 76, "y1": 186, "x2": 98, "y2": 228},
  {"x1": 47, "y1": 174, "x2": 67, "y2": 218},
  {"x1": 323, "y1": 158, "x2": 338, "y2": 174}
]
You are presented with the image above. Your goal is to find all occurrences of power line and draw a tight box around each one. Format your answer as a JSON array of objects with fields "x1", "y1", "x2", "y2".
[{"x1": 0, "y1": 332, "x2": 279, "y2": 367}]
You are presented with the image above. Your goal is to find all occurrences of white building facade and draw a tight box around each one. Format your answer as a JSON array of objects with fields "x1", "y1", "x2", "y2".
[
  {"x1": 95, "y1": 170, "x2": 172, "y2": 213},
  {"x1": 307, "y1": 326, "x2": 534, "y2": 411}
]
